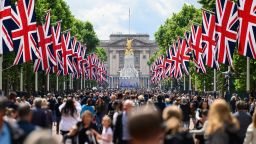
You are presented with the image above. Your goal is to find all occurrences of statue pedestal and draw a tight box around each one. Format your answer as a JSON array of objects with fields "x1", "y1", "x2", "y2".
[{"x1": 119, "y1": 54, "x2": 139, "y2": 88}]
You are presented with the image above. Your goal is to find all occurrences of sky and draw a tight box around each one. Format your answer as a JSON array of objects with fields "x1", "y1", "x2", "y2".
[{"x1": 65, "y1": 0, "x2": 201, "y2": 40}]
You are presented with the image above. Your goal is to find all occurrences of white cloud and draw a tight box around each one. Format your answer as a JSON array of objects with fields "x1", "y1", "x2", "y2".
[{"x1": 65, "y1": 0, "x2": 200, "y2": 40}]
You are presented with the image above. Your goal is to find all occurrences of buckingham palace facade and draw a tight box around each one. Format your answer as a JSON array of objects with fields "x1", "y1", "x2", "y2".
[{"x1": 100, "y1": 34, "x2": 158, "y2": 89}]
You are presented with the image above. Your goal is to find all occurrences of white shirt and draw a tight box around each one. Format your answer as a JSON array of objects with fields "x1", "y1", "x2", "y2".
[
  {"x1": 101, "y1": 127, "x2": 113, "y2": 144},
  {"x1": 112, "y1": 112, "x2": 119, "y2": 126},
  {"x1": 59, "y1": 101, "x2": 81, "y2": 131}
]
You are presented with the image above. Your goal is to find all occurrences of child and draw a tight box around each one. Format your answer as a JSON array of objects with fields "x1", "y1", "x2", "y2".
[{"x1": 93, "y1": 115, "x2": 113, "y2": 144}]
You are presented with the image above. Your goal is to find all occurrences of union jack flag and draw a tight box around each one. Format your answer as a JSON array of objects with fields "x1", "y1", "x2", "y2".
[
  {"x1": 34, "y1": 11, "x2": 56, "y2": 72},
  {"x1": 215, "y1": 0, "x2": 238, "y2": 66},
  {"x1": 202, "y1": 10, "x2": 219, "y2": 69},
  {"x1": 80, "y1": 45, "x2": 87, "y2": 78},
  {"x1": 11, "y1": 0, "x2": 40, "y2": 65},
  {"x1": 97, "y1": 62, "x2": 107, "y2": 83},
  {"x1": 237, "y1": 0, "x2": 256, "y2": 59},
  {"x1": 190, "y1": 25, "x2": 206, "y2": 73},
  {"x1": 150, "y1": 61, "x2": 158, "y2": 84},
  {"x1": 156, "y1": 56, "x2": 165, "y2": 80},
  {"x1": 180, "y1": 37, "x2": 191, "y2": 75},
  {"x1": 71, "y1": 37, "x2": 82, "y2": 79},
  {"x1": 85, "y1": 54, "x2": 98, "y2": 80},
  {"x1": 0, "y1": 0, "x2": 14, "y2": 54},
  {"x1": 165, "y1": 47, "x2": 174, "y2": 77},
  {"x1": 172, "y1": 38, "x2": 183, "y2": 79},
  {"x1": 61, "y1": 31, "x2": 73, "y2": 75},
  {"x1": 46, "y1": 21, "x2": 63, "y2": 75}
]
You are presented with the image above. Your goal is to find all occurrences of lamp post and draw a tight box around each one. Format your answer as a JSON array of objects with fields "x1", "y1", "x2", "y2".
[{"x1": 222, "y1": 69, "x2": 234, "y2": 101}]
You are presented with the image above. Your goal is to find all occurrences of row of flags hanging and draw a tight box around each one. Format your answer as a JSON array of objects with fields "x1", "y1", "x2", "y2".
[
  {"x1": 0, "y1": 0, "x2": 108, "y2": 84},
  {"x1": 151, "y1": 0, "x2": 256, "y2": 83}
]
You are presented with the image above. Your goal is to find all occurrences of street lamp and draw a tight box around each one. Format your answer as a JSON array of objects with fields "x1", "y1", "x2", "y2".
[{"x1": 222, "y1": 70, "x2": 234, "y2": 101}]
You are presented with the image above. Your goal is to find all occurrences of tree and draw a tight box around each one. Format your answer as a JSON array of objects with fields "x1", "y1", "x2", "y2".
[
  {"x1": 72, "y1": 20, "x2": 99, "y2": 52},
  {"x1": 2, "y1": 0, "x2": 100, "y2": 93},
  {"x1": 154, "y1": 4, "x2": 201, "y2": 50},
  {"x1": 95, "y1": 47, "x2": 107, "y2": 62}
]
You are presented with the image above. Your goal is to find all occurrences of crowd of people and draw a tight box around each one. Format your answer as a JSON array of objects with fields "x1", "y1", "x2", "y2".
[{"x1": 0, "y1": 89, "x2": 256, "y2": 144}]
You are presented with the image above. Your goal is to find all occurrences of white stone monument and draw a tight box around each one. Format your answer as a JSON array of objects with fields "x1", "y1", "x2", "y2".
[{"x1": 119, "y1": 39, "x2": 139, "y2": 88}]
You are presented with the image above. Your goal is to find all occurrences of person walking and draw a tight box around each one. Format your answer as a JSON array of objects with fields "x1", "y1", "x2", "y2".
[
  {"x1": 206, "y1": 99, "x2": 240, "y2": 144},
  {"x1": 59, "y1": 98, "x2": 81, "y2": 136},
  {"x1": 244, "y1": 108, "x2": 256, "y2": 144}
]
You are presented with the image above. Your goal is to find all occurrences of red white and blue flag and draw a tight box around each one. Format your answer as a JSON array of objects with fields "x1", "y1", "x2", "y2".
[
  {"x1": 180, "y1": 37, "x2": 191, "y2": 75},
  {"x1": 80, "y1": 45, "x2": 87, "y2": 78},
  {"x1": 156, "y1": 56, "x2": 165, "y2": 80},
  {"x1": 11, "y1": 0, "x2": 40, "y2": 65},
  {"x1": 150, "y1": 61, "x2": 158, "y2": 84},
  {"x1": 97, "y1": 62, "x2": 107, "y2": 83},
  {"x1": 85, "y1": 54, "x2": 97, "y2": 80},
  {"x1": 202, "y1": 10, "x2": 219, "y2": 69},
  {"x1": 61, "y1": 31, "x2": 73, "y2": 75},
  {"x1": 34, "y1": 11, "x2": 56, "y2": 72},
  {"x1": 172, "y1": 38, "x2": 183, "y2": 79},
  {"x1": 165, "y1": 46, "x2": 174, "y2": 78},
  {"x1": 215, "y1": 0, "x2": 238, "y2": 66},
  {"x1": 237, "y1": 0, "x2": 256, "y2": 59},
  {"x1": 0, "y1": 0, "x2": 14, "y2": 54},
  {"x1": 71, "y1": 37, "x2": 81, "y2": 79},
  {"x1": 190, "y1": 25, "x2": 206, "y2": 73}
]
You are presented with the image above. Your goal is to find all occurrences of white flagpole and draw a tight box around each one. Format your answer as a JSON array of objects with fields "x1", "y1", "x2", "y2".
[
  {"x1": 214, "y1": 69, "x2": 217, "y2": 93},
  {"x1": 63, "y1": 76, "x2": 66, "y2": 90},
  {"x1": 183, "y1": 75, "x2": 186, "y2": 92},
  {"x1": 84, "y1": 76, "x2": 86, "y2": 89},
  {"x1": 69, "y1": 74, "x2": 72, "y2": 90},
  {"x1": 246, "y1": 57, "x2": 250, "y2": 94},
  {"x1": 20, "y1": 67, "x2": 23, "y2": 91},
  {"x1": 189, "y1": 74, "x2": 192, "y2": 92},
  {"x1": 47, "y1": 74, "x2": 50, "y2": 91},
  {"x1": 0, "y1": 55, "x2": 3, "y2": 91},
  {"x1": 81, "y1": 76, "x2": 83, "y2": 90},
  {"x1": 171, "y1": 79, "x2": 173, "y2": 90},
  {"x1": 56, "y1": 76, "x2": 59, "y2": 91},
  {"x1": 35, "y1": 72, "x2": 38, "y2": 92},
  {"x1": 194, "y1": 75, "x2": 197, "y2": 92}
]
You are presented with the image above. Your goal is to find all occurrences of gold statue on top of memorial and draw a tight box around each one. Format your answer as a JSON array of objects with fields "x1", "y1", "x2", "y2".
[{"x1": 125, "y1": 39, "x2": 134, "y2": 56}]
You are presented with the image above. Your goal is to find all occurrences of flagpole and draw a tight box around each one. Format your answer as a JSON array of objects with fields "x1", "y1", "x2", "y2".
[
  {"x1": 81, "y1": 76, "x2": 83, "y2": 90},
  {"x1": 35, "y1": 72, "x2": 38, "y2": 92},
  {"x1": 56, "y1": 76, "x2": 59, "y2": 91},
  {"x1": 194, "y1": 75, "x2": 197, "y2": 94},
  {"x1": 0, "y1": 55, "x2": 3, "y2": 91},
  {"x1": 214, "y1": 69, "x2": 217, "y2": 97},
  {"x1": 47, "y1": 74, "x2": 50, "y2": 91},
  {"x1": 69, "y1": 74, "x2": 72, "y2": 90},
  {"x1": 189, "y1": 74, "x2": 192, "y2": 93},
  {"x1": 20, "y1": 67, "x2": 23, "y2": 91},
  {"x1": 84, "y1": 76, "x2": 86, "y2": 89},
  {"x1": 246, "y1": 57, "x2": 250, "y2": 95},
  {"x1": 63, "y1": 77, "x2": 66, "y2": 91},
  {"x1": 171, "y1": 79, "x2": 173, "y2": 90},
  {"x1": 183, "y1": 75, "x2": 186, "y2": 92}
]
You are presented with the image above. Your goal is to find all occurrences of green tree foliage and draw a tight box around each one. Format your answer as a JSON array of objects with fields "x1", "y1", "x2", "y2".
[
  {"x1": 197, "y1": 0, "x2": 215, "y2": 11},
  {"x1": 2, "y1": 0, "x2": 100, "y2": 93},
  {"x1": 153, "y1": 0, "x2": 255, "y2": 95},
  {"x1": 95, "y1": 47, "x2": 107, "y2": 62},
  {"x1": 154, "y1": 4, "x2": 201, "y2": 50}
]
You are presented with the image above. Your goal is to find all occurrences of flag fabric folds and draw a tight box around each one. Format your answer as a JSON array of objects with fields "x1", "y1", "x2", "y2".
[
  {"x1": 215, "y1": 0, "x2": 238, "y2": 66},
  {"x1": 237, "y1": 0, "x2": 256, "y2": 59},
  {"x1": 34, "y1": 11, "x2": 56, "y2": 72},
  {"x1": 11, "y1": 0, "x2": 39, "y2": 65}
]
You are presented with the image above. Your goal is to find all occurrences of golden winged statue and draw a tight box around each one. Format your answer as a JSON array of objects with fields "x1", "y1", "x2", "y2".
[{"x1": 125, "y1": 39, "x2": 134, "y2": 56}]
